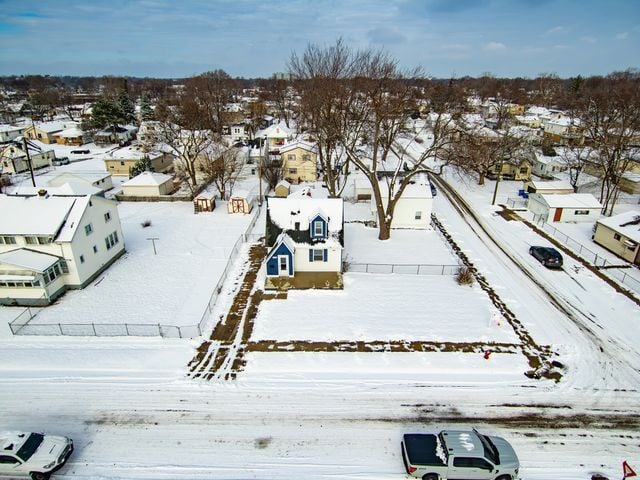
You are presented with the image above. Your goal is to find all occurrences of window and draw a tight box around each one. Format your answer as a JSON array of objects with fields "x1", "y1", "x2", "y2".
[
  {"x1": 80, "y1": 255, "x2": 85, "y2": 264},
  {"x1": 287, "y1": 154, "x2": 295, "y2": 161},
  {"x1": 614, "y1": 233, "x2": 621, "y2": 241},
  {"x1": 279, "y1": 256, "x2": 288, "y2": 271},
  {"x1": 302, "y1": 154, "x2": 311, "y2": 161},
  {"x1": 84, "y1": 223, "x2": 93, "y2": 236},
  {"x1": 289, "y1": 168, "x2": 298, "y2": 174},
  {"x1": 105, "y1": 231, "x2": 119, "y2": 250},
  {"x1": 453, "y1": 457, "x2": 492, "y2": 470},
  {"x1": 0, "y1": 455, "x2": 20, "y2": 464},
  {"x1": 37, "y1": 236, "x2": 50, "y2": 244},
  {"x1": 93, "y1": 245, "x2": 98, "y2": 253},
  {"x1": 574, "y1": 210, "x2": 589, "y2": 215},
  {"x1": 1, "y1": 236, "x2": 16, "y2": 244},
  {"x1": 25, "y1": 236, "x2": 37, "y2": 244},
  {"x1": 519, "y1": 167, "x2": 528, "y2": 173},
  {"x1": 120, "y1": 161, "x2": 125, "y2": 166},
  {"x1": 415, "y1": 211, "x2": 422, "y2": 220},
  {"x1": 313, "y1": 220, "x2": 324, "y2": 237},
  {"x1": 104, "y1": 211, "x2": 112, "y2": 222},
  {"x1": 312, "y1": 249, "x2": 325, "y2": 261},
  {"x1": 60, "y1": 260, "x2": 69, "y2": 274}
]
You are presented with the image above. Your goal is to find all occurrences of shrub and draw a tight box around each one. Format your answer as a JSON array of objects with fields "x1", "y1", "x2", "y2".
[
  {"x1": 456, "y1": 266, "x2": 474, "y2": 286},
  {"x1": 141, "y1": 219, "x2": 152, "y2": 228}
]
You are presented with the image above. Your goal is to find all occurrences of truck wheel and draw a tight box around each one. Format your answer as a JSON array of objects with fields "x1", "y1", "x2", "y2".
[
  {"x1": 30, "y1": 473, "x2": 50, "y2": 480},
  {"x1": 496, "y1": 475, "x2": 512, "y2": 480},
  {"x1": 422, "y1": 475, "x2": 439, "y2": 480}
]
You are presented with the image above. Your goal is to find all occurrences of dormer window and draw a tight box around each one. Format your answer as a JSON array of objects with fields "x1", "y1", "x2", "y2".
[{"x1": 313, "y1": 220, "x2": 323, "y2": 237}]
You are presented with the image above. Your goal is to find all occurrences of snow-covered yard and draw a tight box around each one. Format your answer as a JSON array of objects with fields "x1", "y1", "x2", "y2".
[
  {"x1": 252, "y1": 273, "x2": 517, "y2": 343},
  {"x1": 14, "y1": 201, "x2": 255, "y2": 331}
]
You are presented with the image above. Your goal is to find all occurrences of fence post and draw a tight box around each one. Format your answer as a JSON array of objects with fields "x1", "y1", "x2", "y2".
[
  {"x1": 391, "y1": 264, "x2": 395, "y2": 273},
  {"x1": 158, "y1": 323, "x2": 162, "y2": 337},
  {"x1": 125, "y1": 323, "x2": 130, "y2": 335},
  {"x1": 594, "y1": 253, "x2": 599, "y2": 266},
  {"x1": 58, "y1": 323, "x2": 63, "y2": 335},
  {"x1": 92, "y1": 323, "x2": 97, "y2": 336},
  {"x1": 366, "y1": 264, "x2": 369, "y2": 273}
]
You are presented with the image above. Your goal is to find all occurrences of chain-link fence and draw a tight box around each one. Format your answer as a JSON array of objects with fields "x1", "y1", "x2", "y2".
[{"x1": 346, "y1": 263, "x2": 461, "y2": 275}]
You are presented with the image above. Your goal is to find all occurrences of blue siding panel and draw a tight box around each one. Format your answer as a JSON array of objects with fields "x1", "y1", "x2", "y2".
[{"x1": 266, "y1": 241, "x2": 294, "y2": 276}]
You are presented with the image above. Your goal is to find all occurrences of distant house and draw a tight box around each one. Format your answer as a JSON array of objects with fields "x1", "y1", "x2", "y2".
[
  {"x1": 488, "y1": 158, "x2": 532, "y2": 181},
  {"x1": 0, "y1": 191, "x2": 125, "y2": 305},
  {"x1": 255, "y1": 122, "x2": 293, "y2": 151},
  {"x1": 524, "y1": 179, "x2": 574, "y2": 195},
  {"x1": 531, "y1": 151, "x2": 567, "y2": 179},
  {"x1": 593, "y1": 210, "x2": 640, "y2": 265},
  {"x1": 280, "y1": 140, "x2": 318, "y2": 183},
  {"x1": 24, "y1": 121, "x2": 77, "y2": 144},
  {"x1": 0, "y1": 124, "x2": 26, "y2": 143},
  {"x1": 0, "y1": 140, "x2": 55, "y2": 174},
  {"x1": 372, "y1": 173, "x2": 434, "y2": 229},
  {"x1": 54, "y1": 127, "x2": 90, "y2": 146},
  {"x1": 527, "y1": 193, "x2": 602, "y2": 223},
  {"x1": 222, "y1": 123, "x2": 249, "y2": 143},
  {"x1": 121, "y1": 171, "x2": 174, "y2": 197},
  {"x1": 94, "y1": 125, "x2": 138, "y2": 146},
  {"x1": 103, "y1": 146, "x2": 174, "y2": 176},
  {"x1": 264, "y1": 186, "x2": 344, "y2": 290},
  {"x1": 138, "y1": 121, "x2": 164, "y2": 146}
]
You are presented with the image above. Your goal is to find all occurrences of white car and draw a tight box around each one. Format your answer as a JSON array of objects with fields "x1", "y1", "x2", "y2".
[{"x1": 0, "y1": 432, "x2": 73, "y2": 480}]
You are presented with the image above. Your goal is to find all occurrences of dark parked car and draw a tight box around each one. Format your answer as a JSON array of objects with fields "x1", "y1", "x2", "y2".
[
  {"x1": 70, "y1": 149, "x2": 90, "y2": 154},
  {"x1": 529, "y1": 246, "x2": 563, "y2": 268}
]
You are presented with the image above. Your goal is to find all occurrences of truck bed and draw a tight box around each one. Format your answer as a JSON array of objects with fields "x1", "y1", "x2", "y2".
[{"x1": 403, "y1": 434, "x2": 446, "y2": 466}]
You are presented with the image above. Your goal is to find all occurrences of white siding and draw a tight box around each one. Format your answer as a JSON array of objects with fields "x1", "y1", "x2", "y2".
[{"x1": 294, "y1": 246, "x2": 342, "y2": 273}]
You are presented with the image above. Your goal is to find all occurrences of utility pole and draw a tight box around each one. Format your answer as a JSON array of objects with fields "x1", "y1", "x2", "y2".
[
  {"x1": 491, "y1": 158, "x2": 504, "y2": 206},
  {"x1": 22, "y1": 136, "x2": 36, "y2": 187}
]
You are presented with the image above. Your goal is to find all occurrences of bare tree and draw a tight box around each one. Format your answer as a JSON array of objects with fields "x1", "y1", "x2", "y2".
[
  {"x1": 559, "y1": 144, "x2": 595, "y2": 192},
  {"x1": 571, "y1": 70, "x2": 640, "y2": 215},
  {"x1": 155, "y1": 98, "x2": 215, "y2": 195},
  {"x1": 198, "y1": 144, "x2": 242, "y2": 199},
  {"x1": 263, "y1": 79, "x2": 296, "y2": 128},
  {"x1": 185, "y1": 70, "x2": 236, "y2": 134}
]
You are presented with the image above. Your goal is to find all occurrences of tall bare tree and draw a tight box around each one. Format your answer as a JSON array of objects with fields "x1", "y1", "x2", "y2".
[
  {"x1": 198, "y1": 144, "x2": 241, "y2": 200},
  {"x1": 571, "y1": 70, "x2": 640, "y2": 215}
]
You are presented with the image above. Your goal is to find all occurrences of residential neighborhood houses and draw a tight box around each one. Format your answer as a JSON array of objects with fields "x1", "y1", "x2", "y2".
[{"x1": 0, "y1": 44, "x2": 639, "y2": 480}]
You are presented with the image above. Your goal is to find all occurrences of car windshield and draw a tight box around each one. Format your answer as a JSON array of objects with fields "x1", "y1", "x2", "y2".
[
  {"x1": 478, "y1": 434, "x2": 499, "y2": 465},
  {"x1": 16, "y1": 433, "x2": 44, "y2": 461}
]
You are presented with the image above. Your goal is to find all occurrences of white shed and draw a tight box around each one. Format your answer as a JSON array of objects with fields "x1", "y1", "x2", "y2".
[
  {"x1": 227, "y1": 189, "x2": 254, "y2": 214},
  {"x1": 121, "y1": 171, "x2": 174, "y2": 197},
  {"x1": 371, "y1": 173, "x2": 433, "y2": 229},
  {"x1": 527, "y1": 193, "x2": 602, "y2": 223}
]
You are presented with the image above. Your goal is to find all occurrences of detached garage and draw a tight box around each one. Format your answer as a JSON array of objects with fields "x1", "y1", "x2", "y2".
[
  {"x1": 121, "y1": 171, "x2": 174, "y2": 197},
  {"x1": 527, "y1": 193, "x2": 602, "y2": 223}
]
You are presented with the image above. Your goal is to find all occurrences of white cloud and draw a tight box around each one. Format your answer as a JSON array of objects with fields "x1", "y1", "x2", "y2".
[
  {"x1": 484, "y1": 41, "x2": 506, "y2": 51},
  {"x1": 581, "y1": 36, "x2": 597, "y2": 44},
  {"x1": 544, "y1": 25, "x2": 568, "y2": 36},
  {"x1": 615, "y1": 32, "x2": 629, "y2": 40}
]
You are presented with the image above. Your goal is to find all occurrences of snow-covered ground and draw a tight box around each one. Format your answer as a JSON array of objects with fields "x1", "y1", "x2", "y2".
[{"x1": 1, "y1": 152, "x2": 639, "y2": 479}]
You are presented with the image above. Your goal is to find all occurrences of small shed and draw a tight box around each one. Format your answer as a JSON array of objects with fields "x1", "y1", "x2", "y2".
[
  {"x1": 121, "y1": 171, "x2": 174, "y2": 197},
  {"x1": 593, "y1": 210, "x2": 640, "y2": 264},
  {"x1": 527, "y1": 193, "x2": 602, "y2": 223},
  {"x1": 194, "y1": 190, "x2": 216, "y2": 213},
  {"x1": 274, "y1": 180, "x2": 291, "y2": 197},
  {"x1": 227, "y1": 189, "x2": 254, "y2": 214},
  {"x1": 524, "y1": 179, "x2": 574, "y2": 195}
]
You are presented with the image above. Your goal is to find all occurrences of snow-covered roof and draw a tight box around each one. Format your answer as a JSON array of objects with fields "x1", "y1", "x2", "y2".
[
  {"x1": 0, "y1": 124, "x2": 25, "y2": 133},
  {"x1": 533, "y1": 152, "x2": 565, "y2": 165},
  {"x1": 10, "y1": 182, "x2": 101, "y2": 197},
  {"x1": 0, "y1": 194, "x2": 76, "y2": 236},
  {"x1": 528, "y1": 180, "x2": 573, "y2": 191},
  {"x1": 56, "y1": 195, "x2": 92, "y2": 242},
  {"x1": 596, "y1": 210, "x2": 640, "y2": 243},
  {"x1": 526, "y1": 106, "x2": 551, "y2": 116},
  {"x1": 48, "y1": 172, "x2": 111, "y2": 185},
  {"x1": 378, "y1": 173, "x2": 433, "y2": 200},
  {"x1": 256, "y1": 122, "x2": 293, "y2": 139},
  {"x1": 539, "y1": 193, "x2": 602, "y2": 209},
  {"x1": 105, "y1": 146, "x2": 164, "y2": 161},
  {"x1": 123, "y1": 171, "x2": 173, "y2": 187},
  {"x1": 55, "y1": 127, "x2": 85, "y2": 138},
  {"x1": 268, "y1": 194, "x2": 343, "y2": 233},
  {"x1": 32, "y1": 120, "x2": 76, "y2": 133},
  {"x1": 279, "y1": 140, "x2": 318, "y2": 154},
  {"x1": 0, "y1": 248, "x2": 62, "y2": 272}
]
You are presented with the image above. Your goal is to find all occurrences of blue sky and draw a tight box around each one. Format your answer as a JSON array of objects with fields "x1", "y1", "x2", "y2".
[{"x1": 0, "y1": 0, "x2": 638, "y2": 78}]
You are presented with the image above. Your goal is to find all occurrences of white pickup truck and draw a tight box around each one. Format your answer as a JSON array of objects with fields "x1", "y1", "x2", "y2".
[{"x1": 401, "y1": 429, "x2": 519, "y2": 480}]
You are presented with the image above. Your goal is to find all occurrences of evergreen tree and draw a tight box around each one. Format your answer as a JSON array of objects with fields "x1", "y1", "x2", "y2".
[
  {"x1": 117, "y1": 89, "x2": 135, "y2": 125},
  {"x1": 129, "y1": 155, "x2": 153, "y2": 178},
  {"x1": 91, "y1": 95, "x2": 120, "y2": 130},
  {"x1": 140, "y1": 93, "x2": 153, "y2": 121}
]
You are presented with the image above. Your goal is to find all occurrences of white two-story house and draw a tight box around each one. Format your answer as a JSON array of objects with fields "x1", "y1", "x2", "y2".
[{"x1": 0, "y1": 190, "x2": 125, "y2": 305}]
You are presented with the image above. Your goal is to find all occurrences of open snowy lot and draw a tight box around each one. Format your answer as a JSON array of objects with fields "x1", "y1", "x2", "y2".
[{"x1": 252, "y1": 273, "x2": 517, "y2": 343}]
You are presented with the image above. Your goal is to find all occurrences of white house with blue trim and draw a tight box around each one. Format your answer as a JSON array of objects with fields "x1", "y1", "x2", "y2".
[{"x1": 265, "y1": 186, "x2": 343, "y2": 288}]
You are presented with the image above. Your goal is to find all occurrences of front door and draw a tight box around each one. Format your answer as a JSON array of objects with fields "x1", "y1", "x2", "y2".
[
  {"x1": 553, "y1": 207, "x2": 563, "y2": 222},
  {"x1": 278, "y1": 255, "x2": 290, "y2": 276},
  {"x1": 232, "y1": 198, "x2": 244, "y2": 213}
]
